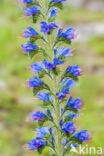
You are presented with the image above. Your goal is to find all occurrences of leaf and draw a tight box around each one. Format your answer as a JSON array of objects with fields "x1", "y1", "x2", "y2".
[
  {"x1": 29, "y1": 47, "x2": 47, "y2": 59},
  {"x1": 48, "y1": 2, "x2": 63, "y2": 10},
  {"x1": 37, "y1": 146, "x2": 45, "y2": 154},
  {"x1": 39, "y1": 48, "x2": 49, "y2": 57},
  {"x1": 38, "y1": 119, "x2": 46, "y2": 127},
  {"x1": 38, "y1": 70, "x2": 46, "y2": 78},
  {"x1": 63, "y1": 115, "x2": 73, "y2": 123},
  {"x1": 32, "y1": 9, "x2": 41, "y2": 23},
  {"x1": 30, "y1": 35, "x2": 41, "y2": 43},
  {"x1": 62, "y1": 73, "x2": 79, "y2": 82},
  {"x1": 64, "y1": 106, "x2": 78, "y2": 114},
  {"x1": 55, "y1": 37, "x2": 72, "y2": 48},
  {"x1": 38, "y1": 103, "x2": 49, "y2": 108},
  {"x1": 43, "y1": 84, "x2": 51, "y2": 91},
  {"x1": 64, "y1": 38, "x2": 72, "y2": 45},
  {"x1": 32, "y1": 87, "x2": 40, "y2": 96},
  {"x1": 29, "y1": 50, "x2": 38, "y2": 59},
  {"x1": 43, "y1": 101, "x2": 51, "y2": 106},
  {"x1": 52, "y1": 68, "x2": 58, "y2": 75},
  {"x1": 48, "y1": 16, "x2": 56, "y2": 23},
  {"x1": 53, "y1": 2, "x2": 63, "y2": 9}
]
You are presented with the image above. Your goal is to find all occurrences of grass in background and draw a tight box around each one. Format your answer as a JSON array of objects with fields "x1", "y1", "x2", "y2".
[
  {"x1": 58, "y1": 4, "x2": 104, "y2": 24},
  {"x1": 0, "y1": 0, "x2": 104, "y2": 156},
  {"x1": 87, "y1": 36, "x2": 104, "y2": 55}
]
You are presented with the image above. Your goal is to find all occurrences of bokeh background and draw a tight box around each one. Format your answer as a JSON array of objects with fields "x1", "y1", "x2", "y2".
[{"x1": 0, "y1": 0, "x2": 104, "y2": 156}]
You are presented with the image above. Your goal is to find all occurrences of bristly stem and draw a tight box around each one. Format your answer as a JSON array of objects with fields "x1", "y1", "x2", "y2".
[
  {"x1": 54, "y1": 76, "x2": 62, "y2": 156},
  {"x1": 40, "y1": 0, "x2": 62, "y2": 155}
]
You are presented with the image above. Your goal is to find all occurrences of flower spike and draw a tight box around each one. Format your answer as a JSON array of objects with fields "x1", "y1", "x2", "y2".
[{"x1": 20, "y1": 0, "x2": 90, "y2": 155}]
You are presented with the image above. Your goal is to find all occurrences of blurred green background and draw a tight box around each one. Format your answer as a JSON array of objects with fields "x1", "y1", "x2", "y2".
[{"x1": 0, "y1": 0, "x2": 104, "y2": 156}]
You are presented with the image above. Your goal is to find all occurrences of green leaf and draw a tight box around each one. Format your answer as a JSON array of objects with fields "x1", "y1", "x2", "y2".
[
  {"x1": 38, "y1": 48, "x2": 49, "y2": 57},
  {"x1": 54, "y1": 2, "x2": 63, "y2": 9},
  {"x1": 29, "y1": 50, "x2": 38, "y2": 59},
  {"x1": 48, "y1": 16, "x2": 56, "y2": 23},
  {"x1": 62, "y1": 72, "x2": 79, "y2": 82},
  {"x1": 30, "y1": 35, "x2": 41, "y2": 43},
  {"x1": 52, "y1": 68, "x2": 58, "y2": 75},
  {"x1": 32, "y1": 87, "x2": 40, "y2": 96},
  {"x1": 63, "y1": 114, "x2": 73, "y2": 123},
  {"x1": 43, "y1": 101, "x2": 51, "y2": 106},
  {"x1": 38, "y1": 119, "x2": 47, "y2": 127},
  {"x1": 29, "y1": 47, "x2": 47, "y2": 59},
  {"x1": 64, "y1": 106, "x2": 78, "y2": 113},
  {"x1": 38, "y1": 103, "x2": 49, "y2": 108},
  {"x1": 37, "y1": 146, "x2": 45, "y2": 154},
  {"x1": 38, "y1": 70, "x2": 46, "y2": 78},
  {"x1": 48, "y1": 2, "x2": 63, "y2": 10},
  {"x1": 64, "y1": 38, "x2": 72, "y2": 45},
  {"x1": 43, "y1": 84, "x2": 51, "y2": 91}
]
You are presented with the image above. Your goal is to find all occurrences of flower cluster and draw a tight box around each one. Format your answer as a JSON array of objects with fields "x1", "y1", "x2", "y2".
[
  {"x1": 31, "y1": 111, "x2": 46, "y2": 121},
  {"x1": 24, "y1": 6, "x2": 40, "y2": 17},
  {"x1": 28, "y1": 138, "x2": 46, "y2": 151},
  {"x1": 21, "y1": 0, "x2": 90, "y2": 155},
  {"x1": 21, "y1": 41, "x2": 38, "y2": 54},
  {"x1": 22, "y1": 26, "x2": 38, "y2": 38},
  {"x1": 40, "y1": 21, "x2": 58, "y2": 34}
]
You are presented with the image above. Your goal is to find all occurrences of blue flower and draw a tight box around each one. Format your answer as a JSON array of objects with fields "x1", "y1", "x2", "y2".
[
  {"x1": 43, "y1": 58, "x2": 63, "y2": 70},
  {"x1": 48, "y1": 8, "x2": 58, "y2": 17},
  {"x1": 23, "y1": 0, "x2": 32, "y2": 3},
  {"x1": 60, "y1": 78, "x2": 76, "y2": 88},
  {"x1": 62, "y1": 139, "x2": 78, "y2": 147},
  {"x1": 49, "y1": 22, "x2": 58, "y2": 29},
  {"x1": 26, "y1": 76, "x2": 44, "y2": 88},
  {"x1": 53, "y1": 57, "x2": 64, "y2": 65},
  {"x1": 71, "y1": 143, "x2": 78, "y2": 147},
  {"x1": 56, "y1": 87, "x2": 69, "y2": 100},
  {"x1": 30, "y1": 62, "x2": 45, "y2": 74},
  {"x1": 24, "y1": 6, "x2": 39, "y2": 17},
  {"x1": 31, "y1": 111, "x2": 46, "y2": 121},
  {"x1": 62, "y1": 138, "x2": 66, "y2": 146},
  {"x1": 61, "y1": 121, "x2": 75, "y2": 134},
  {"x1": 37, "y1": 92, "x2": 50, "y2": 101},
  {"x1": 66, "y1": 65, "x2": 82, "y2": 76},
  {"x1": 51, "y1": 0, "x2": 66, "y2": 3},
  {"x1": 57, "y1": 27, "x2": 75, "y2": 40},
  {"x1": 60, "y1": 119, "x2": 63, "y2": 127},
  {"x1": 61, "y1": 108, "x2": 64, "y2": 115},
  {"x1": 66, "y1": 96, "x2": 82, "y2": 111},
  {"x1": 61, "y1": 87, "x2": 69, "y2": 94},
  {"x1": 56, "y1": 92, "x2": 65, "y2": 100},
  {"x1": 40, "y1": 21, "x2": 58, "y2": 34},
  {"x1": 54, "y1": 47, "x2": 72, "y2": 57},
  {"x1": 73, "y1": 130, "x2": 90, "y2": 142},
  {"x1": 22, "y1": 26, "x2": 38, "y2": 38},
  {"x1": 43, "y1": 59, "x2": 54, "y2": 70},
  {"x1": 66, "y1": 110, "x2": 79, "y2": 119},
  {"x1": 21, "y1": 41, "x2": 38, "y2": 53},
  {"x1": 28, "y1": 138, "x2": 46, "y2": 151},
  {"x1": 68, "y1": 114, "x2": 78, "y2": 119},
  {"x1": 47, "y1": 109, "x2": 52, "y2": 117},
  {"x1": 36, "y1": 127, "x2": 49, "y2": 138}
]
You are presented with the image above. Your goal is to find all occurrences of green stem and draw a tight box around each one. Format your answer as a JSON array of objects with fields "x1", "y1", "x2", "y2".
[
  {"x1": 40, "y1": 0, "x2": 62, "y2": 155},
  {"x1": 40, "y1": 0, "x2": 47, "y2": 21},
  {"x1": 54, "y1": 77, "x2": 62, "y2": 156}
]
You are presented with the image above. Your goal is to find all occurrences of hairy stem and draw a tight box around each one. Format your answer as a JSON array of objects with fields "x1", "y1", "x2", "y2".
[
  {"x1": 54, "y1": 76, "x2": 62, "y2": 156},
  {"x1": 40, "y1": 0, "x2": 62, "y2": 155}
]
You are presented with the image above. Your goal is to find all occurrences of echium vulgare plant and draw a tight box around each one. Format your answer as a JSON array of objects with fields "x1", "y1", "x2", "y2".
[{"x1": 21, "y1": 0, "x2": 91, "y2": 155}]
